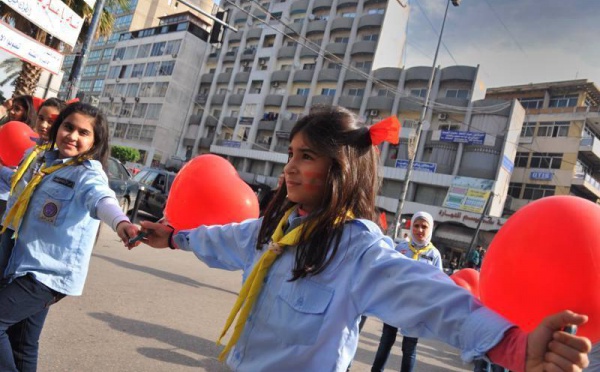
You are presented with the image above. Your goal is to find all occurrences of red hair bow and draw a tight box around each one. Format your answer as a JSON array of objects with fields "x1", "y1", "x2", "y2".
[
  {"x1": 369, "y1": 116, "x2": 401, "y2": 145},
  {"x1": 66, "y1": 98, "x2": 80, "y2": 105},
  {"x1": 32, "y1": 96, "x2": 45, "y2": 112}
]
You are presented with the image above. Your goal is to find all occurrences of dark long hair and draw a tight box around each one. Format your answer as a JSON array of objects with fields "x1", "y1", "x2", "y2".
[
  {"x1": 48, "y1": 102, "x2": 110, "y2": 169},
  {"x1": 38, "y1": 97, "x2": 67, "y2": 113},
  {"x1": 258, "y1": 106, "x2": 381, "y2": 280},
  {"x1": 11, "y1": 95, "x2": 36, "y2": 127}
]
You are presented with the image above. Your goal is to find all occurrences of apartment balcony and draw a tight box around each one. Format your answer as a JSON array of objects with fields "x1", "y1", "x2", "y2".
[
  {"x1": 240, "y1": 48, "x2": 256, "y2": 62},
  {"x1": 265, "y1": 94, "x2": 284, "y2": 106},
  {"x1": 258, "y1": 120, "x2": 276, "y2": 130},
  {"x1": 207, "y1": 52, "x2": 219, "y2": 63},
  {"x1": 441, "y1": 65, "x2": 477, "y2": 82},
  {"x1": 228, "y1": 94, "x2": 244, "y2": 106},
  {"x1": 330, "y1": 17, "x2": 353, "y2": 31},
  {"x1": 228, "y1": 32, "x2": 242, "y2": 43},
  {"x1": 374, "y1": 67, "x2": 402, "y2": 82},
  {"x1": 287, "y1": 95, "x2": 308, "y2": 107},
  {"x1": 572, "y1": 171, "x2": 600, "y2": 199},
  {"x1": 217, "y1": 72, "x2": 232, "y2": 84},
  {"x1": 251, "y1": 9, "x2": 267, "y2": 19},
  {"x1": 358, "y1": 14, "x2": 384, "y2": 30},
  {"x1": 366, "y1": 96, "x2": 394, "y2": 111},
  {"x1": 284, "y1": 22, "x2": 303, "y2": 35},
  {"x1": 290, "y1": 0, "x2": 309, "y2": 14},
  {"x1": 351, "y1": 41, "x2": 377, "y2": 56},
  {"x1": 211, "y1": 94, "x2": 226, "y2": 105},
  {"x1": 199, "y1": 137, "x2": 214, "y2": 148},
  {"x1": 312, "y1": 0, "x2": 333, "y2": 11},
  {"x1": 337, "y1": 0, "x2": 358, "y2": 8},
  {"x1": 293, "y1": 69, "x2": 315, "y2": 82},
  {"x1": 234, "y1": 72, "x2": 250, "y2": 83},
  {"x1": 405, "y1": 66, "x2": 434, "y2": 82},
  {"x1": 318, "y1": 68, "x2": 341, "y2": 82},
  {"x1": 300, "y1": 46, "x2": 319, "y2": 58},
  {"x1": 435, "y1": 97, "x2": 469, "y2": 107},
  {"x1": 223, "y1": 116, "x2": 237, "y2": 127},
  {"x1": 338, "y1": 95, "x2": 363, "y2": 110},
  {"x1": 247, "y1": 27, "x2": 263, "y2": 40},
  {"x1": 188, "y1": 114, "x2": 202, "y2": 125},
  {"x1": 311, "y1": 95, "x2": 334, "y2": 106},
  {"x1": 223, "y1": 50, "x2": 237, "y2": 62},
  {"x1": 271, "y1": 70, "x2": 291, "y2": 83},
  {"x1": 280, "y1": 119, "x2": 296, "y2": 131},
  {"x1": 200, "y1": 73, "x2": 214, "y2": 83},
  {"x1": 398, "y1": 97, "x2": 423, "y2": 112},
  {"x1": 344, "y1": 70, "x2": 368, "y2": 82},
  {"x1": 234, "y1": 15, "x2": 247, "y2": 25},
  {"x1": 325, "y1": 42, "x2": 347, "y2": 56},
  {"x1": 206, "y1": 116, "x2": 218, "y2": 127},
  {"x1": 579, "y1": 137, "x2": 600, "y2": 168},
  {"x1": 306, "y1": 20, "x2": 327, "y2": 35},
  {"x1": 277, "y1": 46, "x2": 297, "y2": 59}
]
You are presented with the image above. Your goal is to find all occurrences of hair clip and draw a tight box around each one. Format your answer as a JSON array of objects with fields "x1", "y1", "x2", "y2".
[{"x1": 369, "y1": 116, "x2": 401, "y2": 145}]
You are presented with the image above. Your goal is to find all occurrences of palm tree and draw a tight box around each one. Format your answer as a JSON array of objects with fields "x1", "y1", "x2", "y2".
[
  {"x1": 0, "y1": 57, "x2": 21, "y2": 88},
  {"x1": 0, "y1": 0, "x2": 129, "y2": 96}
]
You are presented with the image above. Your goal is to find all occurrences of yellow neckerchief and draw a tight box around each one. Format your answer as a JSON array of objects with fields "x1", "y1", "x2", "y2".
[
  {"x1": 217, "y1": 208, "x2": 354, "y2": 361},
  {"x1": 2, "y1": 156, "x2": 76, "y2": 238},
  {"x1": 10, "y1": 143, "x2": 51, "y2": 194},
  {"x1": 408, "y1": 241, "x2": 434, "y2": 260}
]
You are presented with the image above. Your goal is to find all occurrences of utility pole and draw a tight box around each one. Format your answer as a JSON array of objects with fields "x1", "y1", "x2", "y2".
[{"x1": 67, "y1": 0, "x2": 106, "y2": 101}]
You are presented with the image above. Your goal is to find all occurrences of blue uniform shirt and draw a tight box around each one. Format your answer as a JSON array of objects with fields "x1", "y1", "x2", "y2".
[
  {"x1": 396, "y1": 240, "x2": 443, "y2": 270},
  {"x1": 173, "y1": 210, "x2": 513, "y2": 371},
  {"x1": 0, "y1": 166, "x2": 13, "y2": 202},
  {"x1": 1, "y1": 150, "x2": 116, "y2": 296}
]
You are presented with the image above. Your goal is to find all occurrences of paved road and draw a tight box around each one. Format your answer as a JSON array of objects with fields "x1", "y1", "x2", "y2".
[{"x1": 38, "y1": 225, "x2": 474, "y2": 372}]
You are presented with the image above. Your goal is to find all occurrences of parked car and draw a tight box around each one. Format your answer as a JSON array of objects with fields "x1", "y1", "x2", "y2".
[
  {"x1": 131, "y1": 168, "x2": 177, "y2": 219},
  {"x1": 107, "y1": 157, "x2": 137, "y2": 213}
]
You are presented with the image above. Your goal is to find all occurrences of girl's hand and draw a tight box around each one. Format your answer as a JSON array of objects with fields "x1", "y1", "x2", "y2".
[
  {"x1": 116, "y1": 221, "x2": 141, "y2": 249},
  {"x1": 525, "y1": 310, "x2": 591, "y2": 371},
  {"x1": 139, "y1": 220, "x2": 173, "y2": 249}
]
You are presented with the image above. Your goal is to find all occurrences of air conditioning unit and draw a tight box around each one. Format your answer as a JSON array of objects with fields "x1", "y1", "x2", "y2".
[
  {"x1": 120, "y1": 97, "x2": 126, "y2": 102},
  {"x1": 271, "y1": 81, "x2": 279, "y2": 87},
  {"x1": 368, "y1": 109, "x2": 379, "y2": 117},
  {"x1": 438, "y1": 113, "x2": 449, "y2": 121},
  {"x1": 171, "y1": 53, "x2": 178, "y2": 58},
  {"x1": 108, "y1": 96, "x2": 114, "y2": 102},
  {"x1": 308, "y1": 14, "x2": 316, "y2": 21},
  {"x1": 134, "y1": 97, "x2": 140, "y2": 102}
]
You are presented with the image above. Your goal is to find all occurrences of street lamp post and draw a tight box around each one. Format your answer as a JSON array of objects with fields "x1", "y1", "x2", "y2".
[{"x1": 390, "y1": 0, "x2": 460, "y2": 240}]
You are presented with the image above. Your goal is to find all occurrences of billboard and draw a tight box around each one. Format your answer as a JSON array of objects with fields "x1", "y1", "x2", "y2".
[{"x1": 442, "y1": 176, "x2": 494, "y2": 214}]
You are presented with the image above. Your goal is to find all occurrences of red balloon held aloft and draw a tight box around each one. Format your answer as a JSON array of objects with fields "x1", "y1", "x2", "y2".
[
  {"x1": 450, "y1": 268, "x2": 480, "y2": 298},
  {"x1": 0, "y1": 121, "x2": 38, "y2": 167},
  {"x1": 480, "y1": 195, "x2": 600, "y2": 343},
  {"x1": 164, "y1": 154, "x2": 259, "y2": 230}
]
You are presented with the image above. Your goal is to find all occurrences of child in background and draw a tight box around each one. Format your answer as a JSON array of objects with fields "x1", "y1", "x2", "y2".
[
  {"x1": 0, "y1": 102, "x2": 140, "y2": 371},
  {"x1": 34, "y1": 98, "x2": 66, "y2": 143},
  {"x1": 139, "y1": 106, "x2": 591, "y2": 372},
  {"x1": 8, "y1": 95, "x2": 36, "y2": 128}
]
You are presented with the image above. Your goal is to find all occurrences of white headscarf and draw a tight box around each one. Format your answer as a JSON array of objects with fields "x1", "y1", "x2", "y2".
[{"x1": 410, "y1": 211, "x2": 434, "y2": 248}]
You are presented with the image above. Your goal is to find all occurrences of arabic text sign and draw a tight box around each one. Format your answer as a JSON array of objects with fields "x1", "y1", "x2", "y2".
[
  {"x1": 84, "y1": 0, "x2": 96, "y2": 8},
  {"x1": 2, "y1": 0, "x2": 83, "y2": 47},
  {"x1": 442, "y1": 176, "x2": 493, "y2": 214},
  {"x1": 394, "y1": 159, "x2": 437, "y2": 173},
  {"x1": 0, "y1": 22, "x2": 64, "y2": 75},
  {"x1": 440, "y1": 130, "x2": 485, "y2": 145}
]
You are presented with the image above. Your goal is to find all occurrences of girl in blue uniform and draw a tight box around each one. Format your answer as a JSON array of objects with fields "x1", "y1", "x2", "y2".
[
  {"x1": 139, "y1": 106, "x2": 591, "y2": 372},
  {"x1": 0, "y1": 103, "x2": 140, "y2": 372}
]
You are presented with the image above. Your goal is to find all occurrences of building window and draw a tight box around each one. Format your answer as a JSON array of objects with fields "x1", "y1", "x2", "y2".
[
  {"x1": 126, "y1": 83, "x2": 139, "y2": 97},
  {"x1": 508, "y1": 182, "x2": 523, "y2": 199},
  {"x1": 303, "y1": 63, "x2": 315, "y2": 70},
  {"x1": 88, "y1": 50, "x2": 102, "y2": 62},
  {"x1": 83, "y1": 65, "x2": 97, "y2": 77},
  {"x1": 158, "y1": 61, "x2": 175, "y2": 76},
  {"x1": 327, "y1": 62, "x2": 342, "y2": 70},
  {"x1": 354, "y1": 60, "x2": 372, "y2": 72},
  {"x1": 154, "y1": 82, "x2": 169, "y2": 97},
  {"x1": 146, "y1": 104, "x2": 162, "y2": 120},
  {"x1": 140, "y1": 83, "x2": 153, "y2": 97},
  {"x1": 263, "y1": 35, "x2": 276, "y2": 47},
  {"x1": 522, "y1": 184, "x2": 555, "y2": 200},
  {"x1": 529, "y1": 152, "x2": 562, "y2": 169},
  {"x1": 518, "y1": 97, "x2": 543, "y2": 109},
  {"x1": 537, "y1": 121, "x2": 569, "y2": 137},
  {"x1": 144, "y1": 62, "x2": 160, "y2": 77},
  {"x1": 521, "y1": 122, "x2": 535, "y2": 137},
  {"x1": 97, "y1": 63, "x2": 109, "y2": 76},
  {"x1": 348, "y1": 88, "x2": 364, "y2": 96},
  {"x1": 445, "y1": 89, "x2": 469, "y2": 99},
  {"x1": 366, "y1": 8, "x2": 385, "y2": 14},
  {"x1": 411, "y1": 88, "x2": 427, "y2": 98},
  {"x1": 514, "y1": 152, "x2": 529, "y2": 167},
  {"x1": 334, "y1": 36, "x2": 349, "y2": 43},
  {"x1": 132, "y1": 103, "x2": 148, "y2": 118},
  {"x1": 102, "y1": 48, "x2": 113, "y2": 60},
  {"x1": 165, "y1": 40, "x2": 181, "y2": 56},
  {"x1": 131, "y1": 63, "x2": 145, "y2": 78},
  {"x1": 321, "y1": 88, "x2": 336, "y2": 96},
  {"x1": 250, "y1": 80, "x2": 263, "y2": 94},
  {"x1": 123, "y1": 46, "x2": 138, "y2": 60},
  {"x1": 362, "y1": 34, "x2": 378, "y2": 41},
  {"x1": 549, "y1": 94, "x2": 578, "y2": 108},
  {"x1": 296, "y1": 88, "x2": 310, "y2": 96},
  {"x1": 150, "y1": 42, "x2": 167, "y2": 56},
  {"x1": 92, "y1": 80, "x2": 104, "y2": 92},
  {"x1": 137, "y1": 43, "x2": 152, "y2": 58},
  {"x1": 120, "y1": 103, "x2": 134, "y2": 117}
]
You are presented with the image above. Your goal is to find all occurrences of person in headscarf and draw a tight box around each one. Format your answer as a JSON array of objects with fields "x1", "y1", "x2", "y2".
[{"x1": 371, "y1": 211, "x2": 443, "y2": 372}]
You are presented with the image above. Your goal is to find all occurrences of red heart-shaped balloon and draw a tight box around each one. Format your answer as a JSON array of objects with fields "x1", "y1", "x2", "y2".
[
  {"x1": 480, "y1": 195, "x2": 600, "y2": 342},
  {"x1": 0, "y1": 121, "x2": 38, "y2": 166},
  {"x1": 164, "y1": 154, "x2": 259, "y2": 230}
]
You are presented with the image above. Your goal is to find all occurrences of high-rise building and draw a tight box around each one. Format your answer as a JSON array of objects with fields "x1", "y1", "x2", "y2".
[
  {"x1": 172, "y1": 0, "x2": 525, "y2": 259},
  {"x1": 58, "y1": 0, "x2": 215, "y2": 104},
  {"x1": 487, "y1": 79, "x2": 600, "y2": 214}
]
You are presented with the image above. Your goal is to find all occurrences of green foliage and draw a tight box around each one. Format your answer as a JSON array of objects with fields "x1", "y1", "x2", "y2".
[{"x1": 111, "y1": 145, "x2": 140, "y2": 163}]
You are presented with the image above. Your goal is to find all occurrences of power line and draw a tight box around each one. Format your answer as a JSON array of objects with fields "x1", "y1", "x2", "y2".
[
  {"x1": 481, "y1": 0, "x2": 528, "y2": 57},
  {"x1": 410, "y1": 0, "x2": 459, "y2": 65}
]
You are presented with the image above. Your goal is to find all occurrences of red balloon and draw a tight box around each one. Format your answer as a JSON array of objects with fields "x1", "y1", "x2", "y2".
[
  {"x1": 480, "y1": 196, "x2": 600, "y2": 342},
  {"x1": 450, "y1": 268, "x2": 480, "y2": 298},
  {"x1": 0, "y1": 121, "x2": 38, "y2": 166},
  {"x1": 164, "y1": 154, "x2": 259, "y2": 230}
]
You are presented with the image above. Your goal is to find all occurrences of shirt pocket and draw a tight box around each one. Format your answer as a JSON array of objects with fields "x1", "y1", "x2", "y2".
[
  {"x1": 273, "y1": 279, "x2": 334, "y2": 345},
  {"x1": 37, "y1": 182, "x2": 75, "y2": 226}
]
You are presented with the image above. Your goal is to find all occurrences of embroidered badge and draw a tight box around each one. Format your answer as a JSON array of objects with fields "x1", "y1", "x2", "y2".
[{"x1": 39, "y1": 199, "x2": 61, "y2": 224}]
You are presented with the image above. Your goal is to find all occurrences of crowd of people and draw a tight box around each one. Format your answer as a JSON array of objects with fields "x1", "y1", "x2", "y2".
[{"x1": 0, "y1": 100, "x2": 594, "y2": 372}]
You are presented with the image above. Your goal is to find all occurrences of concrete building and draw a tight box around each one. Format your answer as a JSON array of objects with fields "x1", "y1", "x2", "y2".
[
  {"x1": 97, "y1": 12, "x2": 213, "y2": 166},
  {"x1": 487, "y1": 79, "x2": 600, "y2": 214},
  {"x1": 58, "y1": 0, "x2": 215, "y2": 104},
  {"x1": 173, "y1": 0, "x2": 526, "y2": 260}
]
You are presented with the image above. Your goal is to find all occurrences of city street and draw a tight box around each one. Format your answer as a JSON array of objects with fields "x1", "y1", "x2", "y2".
[{"x1": 38, "y1": 224, "x2": 473, "y2": 372}]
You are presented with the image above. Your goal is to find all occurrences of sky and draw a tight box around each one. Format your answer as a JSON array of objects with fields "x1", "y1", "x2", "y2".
[
  {"x1": 0, "y1": 0, "x2": 598, "y2": 96},
  {"x1": 403, "y1": 0, "x2": 600, "y2": 89}
]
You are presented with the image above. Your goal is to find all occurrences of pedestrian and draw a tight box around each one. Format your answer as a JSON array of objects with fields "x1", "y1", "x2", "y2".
[
  {"x1": 139, "y1": 106, "x2": 591, "y2": 371},
  {"x1": 466, "y1": 245, "x2": 482, "y2": 268},
  {"x1": 0, "y1": 102, "x2": 140, "y2": 372},
  {"x1": 7, "y1": 95, "x2": 36, "y2": 128},
  {"x1": 371, "y1": 211, "x2": 443, "y2": 372}
]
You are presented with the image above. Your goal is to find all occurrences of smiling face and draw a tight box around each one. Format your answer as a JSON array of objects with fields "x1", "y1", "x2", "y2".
[
  {"x1": 284, "y1": 131, "x2": 332, "y2": 213},
  {"x1": 411, "y1": 218, "x2": 431, "y2": 245},
  {"x1": 35, "y1": 106, "x2": 60, "y2": 142},
  {"x1": 56, "y1": 112, "x2": 95, "y2": 159}
]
